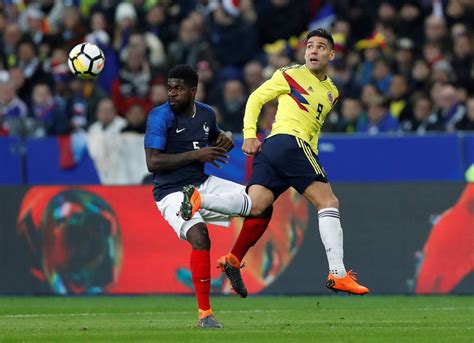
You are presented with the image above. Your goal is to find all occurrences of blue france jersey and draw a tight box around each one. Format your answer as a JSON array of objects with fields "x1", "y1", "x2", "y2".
[{"x1": 144, "y1": 101, "x2": 221, "y2": 201}]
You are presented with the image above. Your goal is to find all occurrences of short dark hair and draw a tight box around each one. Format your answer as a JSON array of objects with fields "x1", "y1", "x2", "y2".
[
  {"x1": 168, "y1": 64, "x2": 199, "y2": 87},
  {"x1": 306, "y1": 28, "x2": 334, "y2": 50}
]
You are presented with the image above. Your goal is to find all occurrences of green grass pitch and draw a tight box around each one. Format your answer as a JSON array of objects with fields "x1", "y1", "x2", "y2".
[{"x1": 0, "y1": 295, "x2": 472, "y2": 342}]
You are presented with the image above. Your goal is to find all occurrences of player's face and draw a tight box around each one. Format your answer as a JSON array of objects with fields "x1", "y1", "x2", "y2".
[
  {"x1": 167, "y1": 78, "x2": 196, "y2": 112},
  {"x1": 304, "y1": 36, "x2": 335, "y2": 73}
]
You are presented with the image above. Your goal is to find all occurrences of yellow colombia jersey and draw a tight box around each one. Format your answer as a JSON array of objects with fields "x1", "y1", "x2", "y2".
[{"x1": 243, "y1": 64, "x2": 339, "y2": 154}]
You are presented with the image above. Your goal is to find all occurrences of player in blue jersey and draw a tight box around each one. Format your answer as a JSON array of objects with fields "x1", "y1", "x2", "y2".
[{"x1": 145, "y1": 65, "x2": 269, "y2": 328}]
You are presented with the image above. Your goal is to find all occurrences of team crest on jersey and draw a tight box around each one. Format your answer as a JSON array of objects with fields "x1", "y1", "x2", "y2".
[
  {"x1": 327, "y1": 91, "x2": 334, "y2": 104},
  {"x1": 203, "y1": 122, "x2": 209, "y2": 138}
]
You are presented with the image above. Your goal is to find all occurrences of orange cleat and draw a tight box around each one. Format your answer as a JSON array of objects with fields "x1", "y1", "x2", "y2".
[
  {"x1": 326, "y1": 270, "x2": 369, "y2": 295},
  {"x1": 179, "y1": 185, "x2": 201, "y2": 221},
  {"x1": 217, "y1": 253, "x2": 247, "y2": 298}
]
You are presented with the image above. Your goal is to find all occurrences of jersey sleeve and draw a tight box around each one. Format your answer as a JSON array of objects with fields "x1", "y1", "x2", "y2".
[
  {"x1": 243, "y1": 70, "x2": 290, "y2": 139},
  {"x1": 144, "y1": 108, "x2": 173, "y2": 150}
]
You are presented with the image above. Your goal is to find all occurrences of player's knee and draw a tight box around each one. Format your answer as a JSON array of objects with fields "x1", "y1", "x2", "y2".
[
  {"x1": 249, "y1": 203, "x2": 269, "y2": 217},
  {"x1": 186, "y1": 224, "x2": 211, "y2": 250},
  {"x1": 314, "y1": 195, "x2": 339, "y2": 210},
  {"x1": 249, "y1": 205, "x2": 273, "y2": 219},
  {"x1": 324, "y1": 195, "x2": 339, "y2": 209}
]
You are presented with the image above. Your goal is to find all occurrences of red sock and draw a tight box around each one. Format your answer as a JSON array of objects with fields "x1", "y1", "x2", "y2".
[
  {"x1": 231, "y1": 217, "x2": 270, "y2": 262},
  {"x1": 190, "y1": 250, "x2": 211, "y2": 311}
]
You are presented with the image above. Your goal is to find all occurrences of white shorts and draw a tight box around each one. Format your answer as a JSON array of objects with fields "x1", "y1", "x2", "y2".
[{"x1": 156, "y1": 175, "x2": 245, "y2": 240}]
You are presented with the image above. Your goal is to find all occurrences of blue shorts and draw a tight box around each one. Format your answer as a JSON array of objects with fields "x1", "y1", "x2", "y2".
[{"x1": 248, "y1": 134, "x2": 328, "y2": 199}]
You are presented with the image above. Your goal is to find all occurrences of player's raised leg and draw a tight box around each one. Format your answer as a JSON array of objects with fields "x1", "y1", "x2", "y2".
[
  {"x1": 303, "y1": 181, "x2": 369, "y2": 295},
  {"x1": 180, "y1": 185, "x2": 252, "y2": 221},
  {"x1": 217, "y1": 185, "x2": 274, "y2": 297}
]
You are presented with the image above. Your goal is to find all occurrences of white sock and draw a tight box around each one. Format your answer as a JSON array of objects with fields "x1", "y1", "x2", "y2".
[
  {"x1": 318, "y1": 207, "x2": 346, "y2": 277},
  {"x1": 200, "y1": 192, "x2": 252, "y2": 217}
]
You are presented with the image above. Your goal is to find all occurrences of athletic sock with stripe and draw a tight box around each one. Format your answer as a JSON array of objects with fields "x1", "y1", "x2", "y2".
[
  {"x1": 200, "y1": 192, "x2": 252, "y2": 217},
  {"x1": 318, "y1": 207, "x2": 347, "y2": 278}
]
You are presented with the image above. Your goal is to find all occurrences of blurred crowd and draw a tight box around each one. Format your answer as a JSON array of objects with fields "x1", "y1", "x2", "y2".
[{"x1": 0, "y1": 0, "x2": 473, "y2": 139}]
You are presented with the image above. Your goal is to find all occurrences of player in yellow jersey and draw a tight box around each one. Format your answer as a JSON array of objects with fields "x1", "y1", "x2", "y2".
[{"x1": 180, "y1": 29, "x2": 369, "y2": 296}]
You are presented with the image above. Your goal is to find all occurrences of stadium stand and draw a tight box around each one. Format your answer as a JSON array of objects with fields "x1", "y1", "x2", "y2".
[{"x1": 0, "y1": 0, "x2": 472, "y2": 185}]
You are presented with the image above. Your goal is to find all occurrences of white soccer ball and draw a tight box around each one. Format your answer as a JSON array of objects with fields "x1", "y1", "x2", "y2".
[{"x1": 68, "y1": 43, "x2": 105, "y2": 79}]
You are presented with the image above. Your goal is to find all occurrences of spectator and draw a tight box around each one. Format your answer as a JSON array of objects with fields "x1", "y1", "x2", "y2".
[
  {"x1": 436, "y1": 84, "x2": 466, "y2": 132},
  {"x1": 47, "y1": 47, "x2": 71, "y2": 106},
  {"x1": 0, "y1": 79, "x2": 29, "y2": 136},
  {"x1": 328, "y1": 98, "x2": 364, "y2": 134},
  {"x1": 209, "y1": 3, "x2": 258, "y2": 69},
  {"x1": 455, "y1": 97, "x2": 474, "y2": 131},
  {"x1": 145, "y1": 4, "x2": 176, "y2": 48},
  {"x1": 0, "y1": 23, "x2": 23, "y2": 69},
  {"x1": 393, "y1": 38, "x2": 415, "y2": 78},
  {"x1": 422, "y1": 42, "x2": 444, "y2": 68},
  {"x1": 57, "y1": 7, "x2": 87, "y2": 51},
  {"x1": 0, "y1": 79, "x2": 28, "y2": 119},
  {"x1": 15, "y1": 39, "x2": 51, "y2": 102},
  {"x1": 21, "y1": 6, "x2": 59, "y2": 51},
  {"x1": 196, "y1": 60, "x2": 217, "y2": 103},
  {"x1": 88, "y1": 98, "x2": 126, "y2": 135},
  {"x1": 388, "y1": 74, "x2": 411, "y2": 122},
  {"x1": 85, "y1": 19, "x2": 119, "y2": 94},
  {"x1": 167, "y1": 17, "x2": 215, "y2": 70},
  {"x1": 195, "y1": 80, "x2": 208, "y2": 103},
  {"x1": 262, "y1": 43, "x2": 292, "y2": 79},
  {"x1": 446, "y1": 0, "x2": 474, "y2": 23},
  {"x1": 331, "y1": 59, "x2": 360, "y2": 99},
  {"x1": 243, "y1": 60, "x2": 264, "y2": 94},
  {"x1": 397, "y1": 2, "x2": 425, "y2": 44},
  {"x1": 121, "y1": 104, "x2": 147, "y2": 134},
  {"x1": 120, "y1": 31, "x2": 167, "y2": 72},
  {"x1": 372, "y1": 58, "x2": 393, "y2": 95},
  {"x1": 401, "y1": 96, "x2": 444, "y2": 134},
  {"x1": 451, "y1": 33, "x2": 473, "y2": 89},
  {"x1": 355, "y1": 47, "x2": 383, "y2": 87},
  {"x1": 293, "y1": 37, "x2": 307, "y2": 65},
  {"x1": 255, "y1": 0, "x2": 310, "y2": 45},
  {"x1": 113, "y1": 2, "x2": 137, "y2": 52},
  {"x1": 430, "y1": 60, "x2": 455, "y2": 84},
  {"x1": 27, "y1": 83, "x2": 69, "y2": 137},
  {"x1": 111, "y1": 47, "x2": 152, "y2": 115},
  {"x1": 411, "y1": 59, "x2": 431, "y2": 93},
  {"x1": 90, "y1": 1, "x2": 118, "y2": 29},
  {"x1": 424, "y1": 15, "x2": 448, "y2": 48},
  {"x1": 149, "y1": 83, "x2": 168, "y2": 107},
  {"x1": 360, "y1": 83, "x2": 381, "y2": 108},
  {"x1": 377, "y1": 2, "x2": 397, "y2": 28},
  {"x1": 66, "y1": 78, "x2": 107, "y2": 131},
  {"x1": 357, "y1": 97, "x2": 399, "y2": 135},
  {"x1": 216, "y1": 79, "x2": 247, "y2": 133},
  {"x1": 89, "y1": 10, "x2": 109, "y2": 35}
]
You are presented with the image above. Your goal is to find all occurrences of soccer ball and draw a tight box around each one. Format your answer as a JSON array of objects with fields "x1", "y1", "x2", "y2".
[{"x1": 68, "y1": 43, "x2": 105, "y2": 79}]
